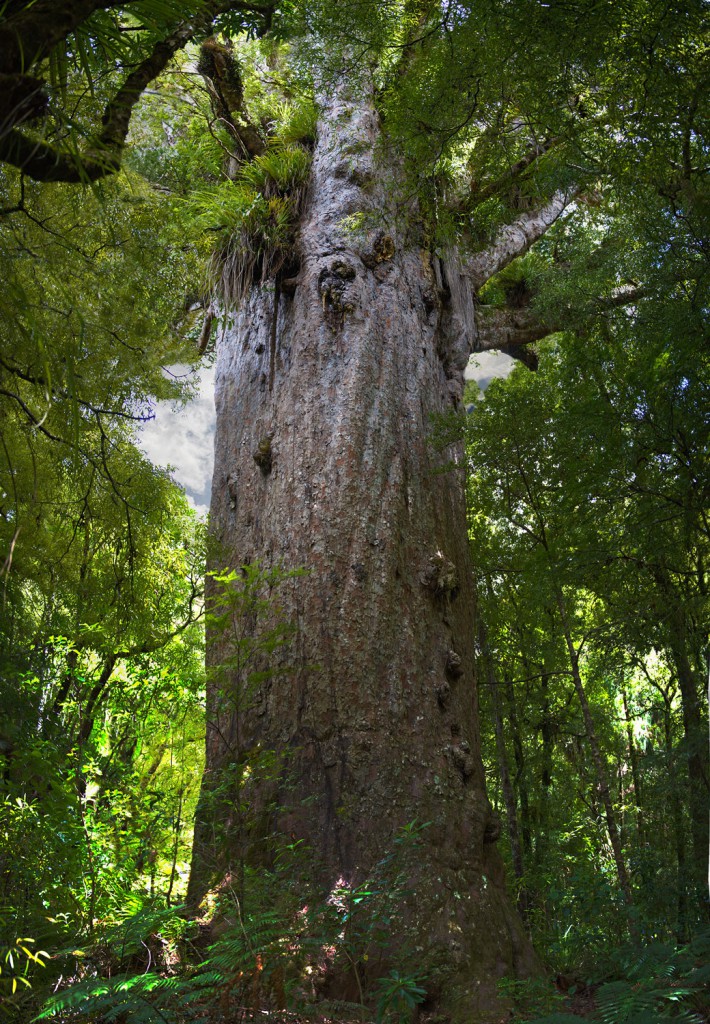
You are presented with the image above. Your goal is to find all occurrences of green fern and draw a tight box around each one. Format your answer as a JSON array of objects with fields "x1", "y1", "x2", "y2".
[
  {"x1": 207, "y1": 906, "x2": 284, "y2": 974},
  {"x1": 597, "y1": 977, "x2": 705, "y2": 1024},
  {"x1": 34, "y1": 971, "x2": 212, "y2": 1022},
  {"x1": 190, "y1": 182, "x2": 263, "y2": 234},
  {"x1": 320, "y1": 996, "x2": 375, "y2": 1020},
  {"x1": 35, "y1": 829, "x2": 436, "y2": 1023},
  {"x1": 271, "y1": 99, "x2": 318, "y2": 147},
  {"x1": 477, "y1": 250, "x2": 549, "y2": 308},
  {"x1": 190, "y1": 140, "x2": 311, "y2": 308},
  {"x1": 526, "y1": 1015, "x2": 588, "y2": 1024},
  {"x1": 590, "y1": 931, "x2": 710, "y2": 1024},
  {"x1": 597, "y1": 979, "x2": 658, "y2": 1023},
  {"x1": 240, "y1": 145, "x2": 312, "y2": 197}
]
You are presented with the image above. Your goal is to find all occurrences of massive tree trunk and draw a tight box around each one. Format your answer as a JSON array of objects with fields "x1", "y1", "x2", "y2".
[{"x1": 189, "y1": 80, "x2": 537, "y2": 1020}]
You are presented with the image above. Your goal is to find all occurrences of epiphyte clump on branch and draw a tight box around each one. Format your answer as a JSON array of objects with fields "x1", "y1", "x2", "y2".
[{"x1": 197, "y1": 37, "x2": 244, "y2": 117}]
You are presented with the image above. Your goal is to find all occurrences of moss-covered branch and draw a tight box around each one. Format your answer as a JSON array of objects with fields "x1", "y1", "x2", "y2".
[{"x1": 0, "y1": 0, "x2": 276, "y2": 182}]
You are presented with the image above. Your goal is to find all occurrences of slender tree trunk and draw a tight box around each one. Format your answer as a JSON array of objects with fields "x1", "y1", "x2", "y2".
[
  {"x1": 189, "y1": 80, "x2": 535, "y2": 1019},
  {"x1": 653, "y1": 568, "x2": 709, "y2": 902},
  {"x1": 660, "y1": 693, "x2": 690, "y2": 940},
  {"x1": 506, "y1": 655, "x2": 533, "y2": 861},
  {"x1": 555, "y1": 591, "x2": 636, "y2": 932},
  {"x1": 484, "y1": 643, "x2": 529, "y2": 923},
  {"x1": 668, "y1": 635, "x2": 709, "y2": 901},
  {"x1": 621, "y1": 684, "x2": 644, "y2": 845},
  {"x1": 166, "y1": 787, "x2": 184, "y2": 908},
  {"x1": 537, "y1": 665, "x2": 554, "y2": 863}
]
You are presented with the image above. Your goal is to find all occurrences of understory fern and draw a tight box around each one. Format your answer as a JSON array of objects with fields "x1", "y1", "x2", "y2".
[
  {"x1": 527, "y1": 930, "x2": 710, "y2": 1024},
  {"x1": 593, "y1": 932, "x2": 710, "y2": 1024},
  {"x1": 35, "y1": 824, "x2": 431, "y2": 1022},
  {"x1": 35, "y1": 971, "x2": 218, "y2": 1023}
]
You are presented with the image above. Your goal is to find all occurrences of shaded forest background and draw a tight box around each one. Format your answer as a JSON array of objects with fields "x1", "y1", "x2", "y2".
[{"x1": 0, "y1": 0, "x2": 708, "y2": 1021}]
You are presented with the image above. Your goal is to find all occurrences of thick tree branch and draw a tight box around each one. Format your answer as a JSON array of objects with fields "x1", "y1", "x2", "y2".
[
  {"x1": 0, "y1": 73, "x2": 50, "y2": 131},
  {"x1": 474, "y1": 306, "x2": 550, "y2": 369},
  {"x1": 467, "y1": 190, "x2": 577, "y2": 289},
  {"x1": 0, "y1": 13, "x2": 212, "y2": 181},
  {"x1": 0, "y1": 1, "x2": 276, "y2": 182},
  {"x1": 0, "y1": 353, "x2": 153, "y2": 418},
  {"x1": 76, "y1": 588, "x2": 203, "y2": 744},
  {"x1": 0, "y1": 0, "x2": 126, "y2": 76},
  {"x1": 473, "y1": 283, "x2": 648, "y2": 367},
  {"x1": 197, "y1": 36, "x2": 266, "y2": 163},
  {"x1": 469, "y1": 136, "x2": 562, "y2": 205},
  {"x1": 606, "y1": 284, "x2": 646, "y2": 307},
  {"x1": 197, "y1": 308, "x2": 216, "y2": 353},
  {"x1": 78, "y1": 654, "x2": 119, "y2": 746},
  {"x1": 475, "y1": 305, "x2": 552, "y2": 352}
]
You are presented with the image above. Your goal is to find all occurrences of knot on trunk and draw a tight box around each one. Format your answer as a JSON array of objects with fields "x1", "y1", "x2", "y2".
[
  {"x1": 445, "y1": 649, "x2": 464, "y2": 679},
  {"x1": 435, "y1": 679, "x2": 450, "y2": 708},
  {"x1": 484, "y1": 810, "x2": 502, "y2": 844},
  {"x1": 319, "y1": 262, "x2": 357, "y2": 328},
  {"x1": 253, "y1": 436, "x2": 273, "y2": 474},
  {"x1": 446, "y1": 741, "x2": 474, "y2": 780},
  {"x1": 227, "y1": 474, "x2": 238, "y2": 510},
  {"x1": 362, "y1": 231, "x2": 395, "y2": 269},
  {"x1": 421, "y1": 552, "x2": 459, "y2": 598}
]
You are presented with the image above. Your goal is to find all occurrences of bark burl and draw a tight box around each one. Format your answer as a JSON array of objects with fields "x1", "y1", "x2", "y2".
[{"x1": 189, "y1": 80, "x2": 551, "y2": 1020}]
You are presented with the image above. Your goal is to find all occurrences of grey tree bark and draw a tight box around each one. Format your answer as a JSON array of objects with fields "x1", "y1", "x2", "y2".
[{"x1": 188, "y1": 80, "x2": 546, "y2": 1020}]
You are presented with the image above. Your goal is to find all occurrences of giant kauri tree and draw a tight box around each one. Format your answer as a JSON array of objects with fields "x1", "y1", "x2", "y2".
[{"x1": 1, "y1": 0, "x2": 706, "y2": 1019}]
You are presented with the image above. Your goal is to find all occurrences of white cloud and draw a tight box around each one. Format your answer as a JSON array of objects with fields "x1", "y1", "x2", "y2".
[
  {"x1": 139, "y1": 364, "x2": 215, "y2": 515},
  {"x1": 466, "y1": 350, "x2": 515, "y2": 387},
  {"x1": 138, "y1": 351, "x2": 513, "y2": 512}
]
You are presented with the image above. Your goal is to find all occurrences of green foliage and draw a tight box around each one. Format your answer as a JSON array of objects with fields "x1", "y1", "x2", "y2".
[
  {"x1": 207, "y1": 561, "x2": 304, "y2": 669},
  {"x1": 84, "y1": 894, "x2": 192, "y2": 965},
  {"x1": 526, "y1": 1015, "x2": 587, "y2": 1024},
  {"x1": 502, "y1": 936, "x2": 710, "y2": 1023},
  {"x1": 35, "y1": 970, "x2": 211, "y2": 1024},
  {"x1": 593, "y1": 933, "x2": 710, "y2": 1024},
  {"x1": 2, "y1": 2, "x2": 709, "y2": 1019},
  {"x1": 190, "y1": 136, "x2": 312, "y2": 308},
  {"x1": 1, "y1": 2, "x2": 281, "y2": 185},
  {"x1": 0, "y1": 640, "x2": 206, "y2": 1018},
  {"x1": 271, "y1": 99, "x2": 319, "y2": 148},
  {"x1": 477, "y1": 251, "x2": 550, "y2": 308},
  {"x1": 37, "y1": 822, "x2": 431, "y2": 1022},
  {"x1": 375, "y1": 970, "x2": 427, "y2": 1023},
  {"x1": 240, "y1": 145, "x2": 312, "y2": 197},
  {"x1": 498, "y1": 975, "x2": 566, "y2": 1021},
  {"x1": 0, "y1": 116, "x2": 209, "y2": 1024},
  {"x1": 125, "y1": 54, "x2": 230, "y2": 193},
  {"x1": 0, "y1": 929, "x2": 49, "y2": 1017},
  {"x1": 34, "y1": 898, "x2": 206, "y2": 1023},
  {"x1": 467, "y1": 168, "x2": 709, "y2": 956}
]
